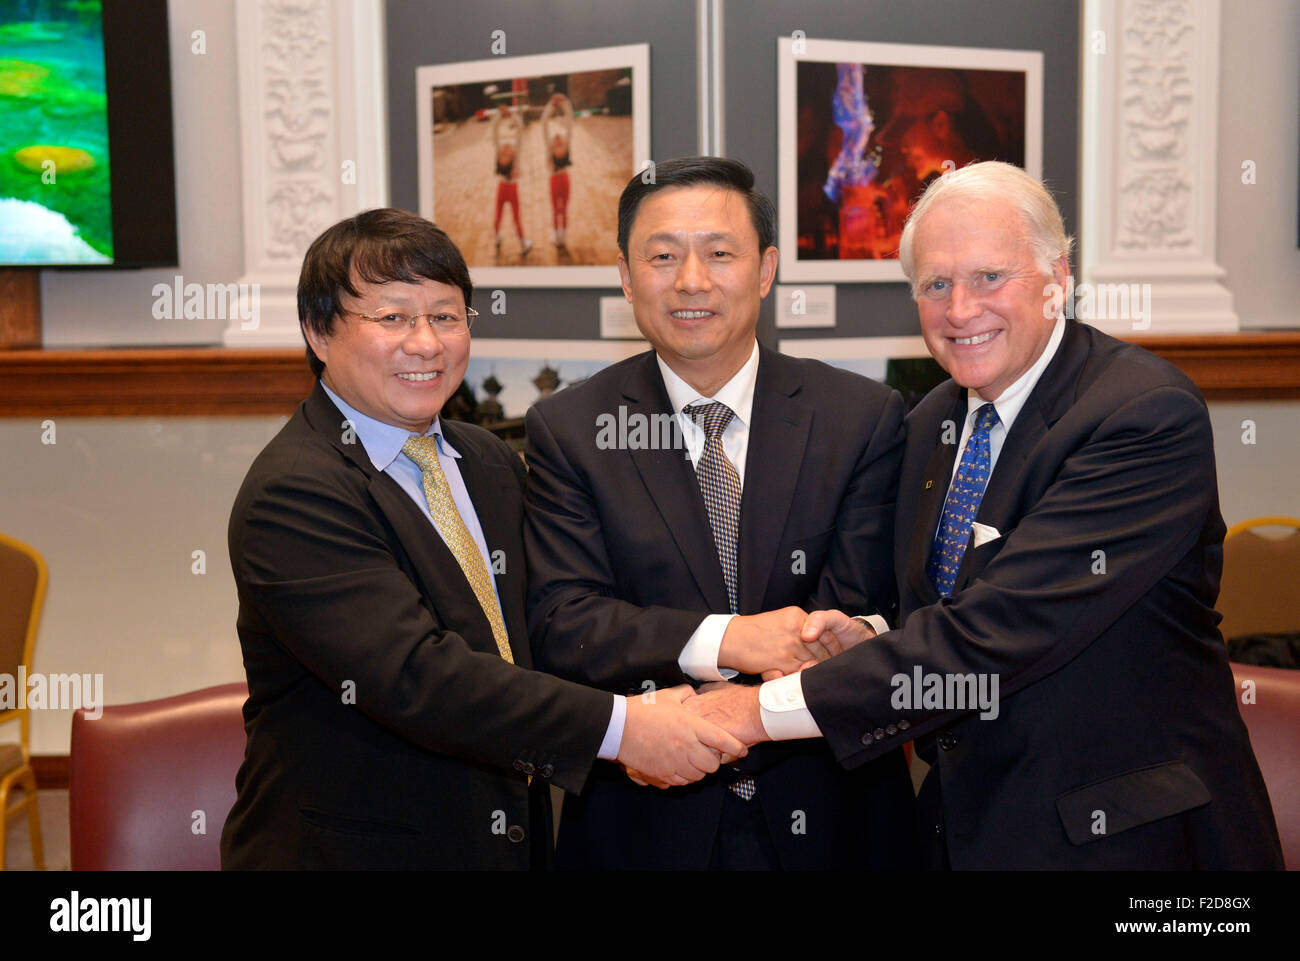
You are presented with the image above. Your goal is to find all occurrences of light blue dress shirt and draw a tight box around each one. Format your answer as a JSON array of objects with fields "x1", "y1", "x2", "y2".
[{"x1": 320, "y1": 383, "x2": 623, "y2": 759}]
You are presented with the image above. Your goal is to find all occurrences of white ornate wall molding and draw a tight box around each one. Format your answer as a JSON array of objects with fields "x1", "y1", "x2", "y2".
[
  {"x1": 1080, "y1": 0, "x2": 1238, "y2": 334},
  {"x1": 225, "y1": 0, "x2": 389, "y2": 346}
]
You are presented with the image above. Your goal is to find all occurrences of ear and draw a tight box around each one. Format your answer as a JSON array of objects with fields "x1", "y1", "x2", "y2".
[
  {"x1": 617, "y1": 254, "x2": 633, "y2": 302},
  {"x1": 758, "y1": 246, "x2": 779, "y2": 298},
  {"x1": 303, "y1": 322, "x2": 331, "y2": 369},
  {"x1": 1051, "y1": 253, "x2": 1070, "y2": 294}
]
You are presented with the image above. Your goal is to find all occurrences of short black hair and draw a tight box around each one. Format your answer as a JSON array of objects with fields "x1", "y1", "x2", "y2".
[
  {"x1": 297, "y1": 208, "x2": 473, "y2": 378},
  {"x1": 616, "y1": 156, "x2": 776, "y2": 258}
]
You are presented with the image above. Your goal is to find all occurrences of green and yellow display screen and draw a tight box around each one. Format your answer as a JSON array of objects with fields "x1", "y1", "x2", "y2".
[{"x1": 0, "y1": 0, "x2": 113, "y2": 264}]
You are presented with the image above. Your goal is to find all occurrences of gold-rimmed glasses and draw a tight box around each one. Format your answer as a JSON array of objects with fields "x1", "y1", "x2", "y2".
[{"x1": 342, "y1": 307, "x2": 477, "y2": 335}]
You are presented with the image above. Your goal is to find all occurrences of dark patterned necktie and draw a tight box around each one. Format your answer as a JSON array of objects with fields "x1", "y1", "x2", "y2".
[
  {"x1": 688, "y1": 402, "x2": 741, "y2": 615},
  {"x1": 687, "y1": 402, "x2": 754, "y2": 801},
  {"x1": 927, "y1": 403, "x2": 1000, "y2": 598}
]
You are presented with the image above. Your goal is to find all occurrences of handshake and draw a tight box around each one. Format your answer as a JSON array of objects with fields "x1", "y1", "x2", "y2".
[{"x1": 613, "y1": 607, "x2": 875, "y2": 789}]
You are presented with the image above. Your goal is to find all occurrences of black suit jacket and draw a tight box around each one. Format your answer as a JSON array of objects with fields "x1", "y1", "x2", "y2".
[
  {"x1": 220, "y1": 382, "x2": 611, "y2": 869},
  {"x1": 525, "y1": 345, "x2": 918, "y2": 869},
  {"x1": 802, "y1": 321, "x2": 1284, "y2": 869}
]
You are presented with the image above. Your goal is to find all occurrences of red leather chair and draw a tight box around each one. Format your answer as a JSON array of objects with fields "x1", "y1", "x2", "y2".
[
  {"x1": 69, "y1": 682, "x2": 248, "y2": 870},
  {"x1": 1229, "y1": 662, "x2": 1300, "y2": 869}
]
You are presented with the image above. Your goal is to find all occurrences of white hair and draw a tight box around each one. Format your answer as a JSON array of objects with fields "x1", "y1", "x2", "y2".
[{"x1": 898, "y1": 161, "x2": 1074, "y2": 298}]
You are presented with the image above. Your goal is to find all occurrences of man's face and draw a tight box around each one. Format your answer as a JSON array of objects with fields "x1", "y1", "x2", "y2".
[
  {"x1": 912, "y1": 197, "x2": 1067, "y2": 401},
  {"x1": 305, "y1": 274, "x2": 471, "y2": 434},
  {"x1": 618, "y1": 185, "x2": 778, "y2": 388}
]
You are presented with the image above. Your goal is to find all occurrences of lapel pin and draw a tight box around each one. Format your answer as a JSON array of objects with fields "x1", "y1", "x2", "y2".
[{"x1": 924, "y1": 480, "x2": 933, "y2": 490}]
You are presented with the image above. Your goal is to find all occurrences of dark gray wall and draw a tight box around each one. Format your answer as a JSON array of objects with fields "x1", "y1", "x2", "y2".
[{"x1": 385, "y1": 0, "x2": 1080, "y2": 344}]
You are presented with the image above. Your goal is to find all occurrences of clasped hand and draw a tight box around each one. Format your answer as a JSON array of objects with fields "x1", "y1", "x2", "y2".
[
  {"x1": 718, "y1": 606, "x2": 876, "y2": 680},
  {"x1": 619, "y1": 609, "x2": 876, "y2": 788}
]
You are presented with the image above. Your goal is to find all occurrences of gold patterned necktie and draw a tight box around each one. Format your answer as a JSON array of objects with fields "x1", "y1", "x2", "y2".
[{"x1": 402, "y1": 435, "x2": 514, "y2": 663}]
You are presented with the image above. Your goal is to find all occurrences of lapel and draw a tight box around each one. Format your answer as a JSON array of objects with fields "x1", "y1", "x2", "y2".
[
  {"x1": 736, "y1": 347, "x2": 811, "y2": 614},
  {"x1": 906, "y1": 383, "x2": 966, "y2": 605},
  {"x1": 302, "y1": 384, "x2": 517, "y2": 662},
  {"x1": 622, "y1": 352, "x2": 732, "y2": 613},
  {"x1": 953, "y1": 320, "x2": 1091, "y2": 590}
]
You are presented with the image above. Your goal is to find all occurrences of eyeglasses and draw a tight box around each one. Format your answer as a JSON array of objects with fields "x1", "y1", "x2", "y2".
[{"x1": 343, "y1": 307, "x2": 477, "y2": 335}]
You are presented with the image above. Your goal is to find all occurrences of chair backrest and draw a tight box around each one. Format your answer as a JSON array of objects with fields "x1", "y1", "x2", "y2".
[
  {"x1": 69, "y1": 682, "x2": 249, "y2": 870},
  {"x1": 1219, "y1": 518, "x2": 1300, "y2": 640},
  {"x1": 0, "y1": 532, "x2": 47, "y2": 757},
  {"x1": 1229, "y1": 662, "x2": 1300, "y2": 869}
]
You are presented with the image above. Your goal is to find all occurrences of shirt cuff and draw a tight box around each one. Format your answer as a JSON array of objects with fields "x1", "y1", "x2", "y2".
[
  {"x1": 758, "y1": 673, "x2": 823, "y2": 740},
  {"x1": 856, "y1": 614, "x2": 890, "y2": 637},
  {"x1": 678, "y1": 614, "x2": 740, "y2": 682},
  {"x1": 596, "y1": 694, "x2": 627, "y2": 761}
]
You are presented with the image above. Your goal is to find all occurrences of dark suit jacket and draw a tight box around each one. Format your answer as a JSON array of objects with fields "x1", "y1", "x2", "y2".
[
  {"x1": 525, "y1": 345, "x2": 919, "y2": 869},
  {"x1": 220, "y1": 382, "x2": 611, "y2": 869},
  {"x1": 802, "y1": 321, "x2": 1284, "y2": 869}
]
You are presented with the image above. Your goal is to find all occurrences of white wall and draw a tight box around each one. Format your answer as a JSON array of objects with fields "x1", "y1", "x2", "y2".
[
  {"x1": 0, "y1": 416, "x2": 283, "y2": 753},
  {"x1": 1216, "y1": 0, "x2": 1300, "y2": 329}
]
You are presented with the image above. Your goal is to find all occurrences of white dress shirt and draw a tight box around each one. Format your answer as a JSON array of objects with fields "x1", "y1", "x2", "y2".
[
  {"x1": 760, "y1": 318, "x2": 1067, "y2": 739},
  {"x1": 663, "y1": 343, "x2": 889, "y2": 682}
]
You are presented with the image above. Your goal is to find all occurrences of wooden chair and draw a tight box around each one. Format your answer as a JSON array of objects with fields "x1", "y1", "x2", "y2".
[
  {"x1": 1218, "y1": 517, "x2": 1300, "y2": 642},
  {"x1": 0, "y1": 532, "x2": 47, "y2": 871}
]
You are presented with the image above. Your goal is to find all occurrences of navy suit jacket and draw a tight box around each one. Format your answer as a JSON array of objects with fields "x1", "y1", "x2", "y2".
[
  {"x1": 802, "y1": 321, "x2": 1283, "y2": 869},
  {"x1": 525, "y1": 345, "x2": 919, "y2": 869}
]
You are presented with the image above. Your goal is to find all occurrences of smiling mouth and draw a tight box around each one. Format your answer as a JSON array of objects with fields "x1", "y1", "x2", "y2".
[
  {"x1": 397, "y1": 372, "x2": 441, "y2": 381},
  {"x1": 953, "y1": 331, "x2": 999, "y2": 346},
  {"x1": 671, "y1": 310, "x2": 714, "y2": 320}
]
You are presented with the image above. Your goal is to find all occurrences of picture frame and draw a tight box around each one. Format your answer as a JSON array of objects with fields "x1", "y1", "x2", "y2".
[
  {"x1": 777, "y1": 37, "x2": 1043, "y2": 283},
  {"x1": 416, "y1": 44, "x2": 650, "y2": 289}
]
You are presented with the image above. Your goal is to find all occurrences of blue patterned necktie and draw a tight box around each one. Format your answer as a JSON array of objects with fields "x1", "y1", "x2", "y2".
[{"x1": 927, "y1": 403, "x2": 1000, "y2": 597}]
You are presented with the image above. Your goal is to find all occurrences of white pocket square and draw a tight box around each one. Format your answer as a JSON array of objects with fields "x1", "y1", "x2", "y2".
[{"x1": 971, "y1": 522, "x2": 1002, "y2": 548}]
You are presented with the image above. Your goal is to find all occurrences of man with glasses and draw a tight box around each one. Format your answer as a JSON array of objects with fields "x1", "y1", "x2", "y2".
[{"x1": 221, "y1": 208, "x2": 744, "y2": 869}]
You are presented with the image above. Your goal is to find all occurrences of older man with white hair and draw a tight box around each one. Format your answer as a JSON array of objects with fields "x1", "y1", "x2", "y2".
[{"x1": 686, "y1": 161, "x2": 1283, "y2": 869}]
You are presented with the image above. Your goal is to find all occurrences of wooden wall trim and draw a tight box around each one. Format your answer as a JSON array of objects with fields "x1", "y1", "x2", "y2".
[
  {"x1": 0, "y1": 348, "x2": 314, "y2": 416},
  {"x1": 1120, "y1": 332, "x2": 1300, "y2": 399},
  {"x1": 0, "y1": 334, "x2": 1297, "y2": 417}
]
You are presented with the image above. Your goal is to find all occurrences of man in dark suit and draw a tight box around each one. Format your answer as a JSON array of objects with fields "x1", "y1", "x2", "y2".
[
  {"x1": 687, "y1": 161, "x2": 1284, "y2": 869},
  {"x1": 220, "y1": 209, "x2": 744, "y2": 869},
  {"x1": 525, "y1": 157, "x2": 918, "y2": 869}
]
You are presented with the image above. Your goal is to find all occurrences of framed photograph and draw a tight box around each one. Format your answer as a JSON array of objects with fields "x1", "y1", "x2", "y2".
[
  {"x1": 778, "y1": 37, "x2": 1043, "y2": 283},
  {"x1": 416, "y1": 44, "x2": 650, "y2": 289},
  {"x1": 779, "y1": 335, "x2": 947, "y2": 410}
]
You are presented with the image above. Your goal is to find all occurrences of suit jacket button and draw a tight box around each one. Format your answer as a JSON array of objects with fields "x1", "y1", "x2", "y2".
[
  {"x1": 507, "y1": 825, "x2": 526, "y2": 843},
  {"x1": 512, "y1": 760, "x2": 525, "y2": 772},
  {"x1": 860, "y1": 732, "x2": 873, "y2": 746},
  {"x1": 521, "y1": 762, "x2": 536, "y2": 776},
  {"x1": 886, "y1": 724, "x2": 898, "y2": 736},
  {"x1": 898, "y1": 719, "x2": 911, "y2": 731},
  {"x1": 872, "y1": 728, "x2": 885, "y2": 741},
  {"x1": 539, "y1": 763, "x2": 554, "y2": 779},
  {"x1": 937, "y1": 731, "x2": 958, "y2": 751}
]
